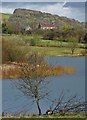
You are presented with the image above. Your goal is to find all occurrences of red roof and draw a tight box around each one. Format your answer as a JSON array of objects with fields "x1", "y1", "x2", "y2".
[{"x1": 41, "y1": 23, "x2": 57, "y2": 27}]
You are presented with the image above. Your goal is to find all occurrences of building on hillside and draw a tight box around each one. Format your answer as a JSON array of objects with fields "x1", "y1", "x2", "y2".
[
  {"x1": 25, "y1": 26, "x2": 32, "y2": 31},
  {"x1": 39, "y1": 23, "x2": 57, "y2": 30}
]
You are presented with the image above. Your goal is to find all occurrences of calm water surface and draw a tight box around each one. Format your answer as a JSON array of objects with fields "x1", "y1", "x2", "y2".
[{"x1": 2, "y1": 56, "x2": 85, "y2": 114}]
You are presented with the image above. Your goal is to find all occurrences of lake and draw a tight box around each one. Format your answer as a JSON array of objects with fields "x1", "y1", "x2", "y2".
[{"x1": 2, "y1": 56, "x2": 85, "y2": 115}]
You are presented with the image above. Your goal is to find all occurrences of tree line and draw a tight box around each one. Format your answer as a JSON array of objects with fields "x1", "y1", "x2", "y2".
[{"x1": 2, "y1": 21, "x2": 87, "y2": 43}]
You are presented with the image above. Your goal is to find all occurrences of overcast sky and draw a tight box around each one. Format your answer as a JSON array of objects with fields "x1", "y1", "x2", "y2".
[
  {"x1": 1, "y1": 0, "x2": 87, "y2": 2},
  {"x1": 1, "y1": 1, "x2": 85, "y2": 22}
]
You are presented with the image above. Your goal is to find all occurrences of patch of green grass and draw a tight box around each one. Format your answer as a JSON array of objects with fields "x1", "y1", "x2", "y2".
[
  {"x1": 2, "y1": 34, "x2": 85, "y2": 48},
  {"x1": 2, "y1": 34, "x2": 86, "y2": 57},
  {"x1": 1, "y1": 113, "x2": 86, "y2": 120},
  {"x1": 0, "y1": 13, "x2": 11, "y2": 22},
  {"x1": 26, "y1": 46, "x2": 84, "y2": 56},
  {"x1": 1, "y1": 112, "x2": 86, "y2": 119}
]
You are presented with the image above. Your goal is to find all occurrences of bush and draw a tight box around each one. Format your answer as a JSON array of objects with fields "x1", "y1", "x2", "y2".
[
  {"x1": 43, "y1": 30, "x2": 56, "y2": 40},
  {"x1": 30, "y1": 39, "x2": 37, "y2": 46},
  {"x1": 80, "y1": 50, "x2": 87, "y2": 56},
  {"x1": 2, "y1": 39, "x2": 27, "y2": 63}
]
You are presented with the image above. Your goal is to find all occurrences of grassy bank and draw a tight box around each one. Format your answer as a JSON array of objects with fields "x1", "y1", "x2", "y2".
[
  {"x1": 1, "y1": 118, "x2": 86, "y2": 120},
  {"x1": 2, "y1": 34, "x2": 86, "y2": 57},
  {"x1": 1, "y1": 34, "x2": 85, "y2": 78},
  {"x1": 25, "y1": 46, "x2": 84, "y2": 56},
  {"x1": 1, "y1": 113, "x2": 86, "y2": 120}
]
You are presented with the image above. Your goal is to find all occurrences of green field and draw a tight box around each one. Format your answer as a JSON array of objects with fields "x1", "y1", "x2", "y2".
[
  {"x1": 2, "y1": 34, "x2": 86, "y2": 57},
  {"x1": 0, "y1": 13, "x2": 11, "y2": 23},
  {"x1": 1, "y1": 113, "x2": 87, "y2": 120}
]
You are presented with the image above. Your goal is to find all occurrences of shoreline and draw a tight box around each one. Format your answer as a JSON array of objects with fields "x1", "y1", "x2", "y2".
[
  {"x1": 0, "y1": 55, "x2": 85, "y2": 79},
  {"x1": 0, "y1": 61, "x2": 76, "y2": 79},
  {"x1": 45, "y1": 54, "x2": 86, "y2": 57}
]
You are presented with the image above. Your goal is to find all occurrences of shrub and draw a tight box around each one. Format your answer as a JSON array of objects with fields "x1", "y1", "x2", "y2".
[
  {"x1": 43, "y1": 30, "x2": 56, "y2": 40},
  {"x1": 2, "y1": 39, "x2": 27, "y2": 63},
  {"x1": 30, "y1": 38, "x2": 37, "y2": 46}
]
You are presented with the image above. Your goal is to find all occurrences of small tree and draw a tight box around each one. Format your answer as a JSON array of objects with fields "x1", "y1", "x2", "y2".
[
  {"x1": 16, "y1": 53, "x2": 49, "y2": 115},
  {"x1": 2, "y1": 23, "x2": 8, "y2": 34},
  {"x1": 63, "y1": 24, "x2": 69, "y2": 31},
  {"x1": 84, "y1": 33, "x2": 87, "y2": 43},
  {"x1": 30, "y1": 39, "x2": 37, "y2": 46},
  {"x1": 43, "y1": 30, "x2": 56, "y2": 40},
  {"x1": 68, "y1": 37, "x2": 78, "y2": 55}
]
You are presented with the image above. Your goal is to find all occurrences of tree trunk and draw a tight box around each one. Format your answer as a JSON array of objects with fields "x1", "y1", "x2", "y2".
[
  {"x1": 72, "y1": 49, "x2": 74, "y2": 55},
  {"x1": 36, "y1": 100, "x2": 42, "y2": 115}
]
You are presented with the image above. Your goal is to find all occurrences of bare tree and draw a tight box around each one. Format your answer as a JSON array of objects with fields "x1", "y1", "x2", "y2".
[
  {"x1": 16, "y1": 53, "x2": 49, "y2": 115},
  {"x1": 14, "y1": 53, "x2": 86, "y2": 116},
  {"x1": 47, "y1": 91, "x2": 87, "y2": 115}
]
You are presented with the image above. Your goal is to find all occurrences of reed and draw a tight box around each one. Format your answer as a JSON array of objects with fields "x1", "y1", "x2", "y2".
[{"x1": 1, "y1": 63, "x2": 76, "y2": 79}]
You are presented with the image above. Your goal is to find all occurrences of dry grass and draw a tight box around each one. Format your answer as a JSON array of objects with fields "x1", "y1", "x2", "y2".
[{"x1": 0, "y1": 63, "x2": 76, "y2": 79}]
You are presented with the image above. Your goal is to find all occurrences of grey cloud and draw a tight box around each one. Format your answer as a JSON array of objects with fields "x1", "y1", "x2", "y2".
[
  {"x1": 1, "y1": 2, "x2": 85, "y2": 22},
  {"x1": 2, "y1": 0, "x2": 86, "y2": 2}
]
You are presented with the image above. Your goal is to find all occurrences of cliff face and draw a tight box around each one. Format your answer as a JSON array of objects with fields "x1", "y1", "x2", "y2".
[{"x1": 8, "y1": 8, "x2": 83, "y2": 29}]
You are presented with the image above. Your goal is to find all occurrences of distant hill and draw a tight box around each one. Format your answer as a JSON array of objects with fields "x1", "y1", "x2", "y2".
[{"x1": 8, "y1": 8, "x2": 84, "y2": 30}]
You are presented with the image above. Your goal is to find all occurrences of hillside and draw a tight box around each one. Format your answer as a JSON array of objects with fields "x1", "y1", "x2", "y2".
[
  {"x1": 8, "y1": 8, "x2": 83, "y2": 29},
  {"x1": 0, "y1": 13, "x2": 11, "y2": 23}
]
